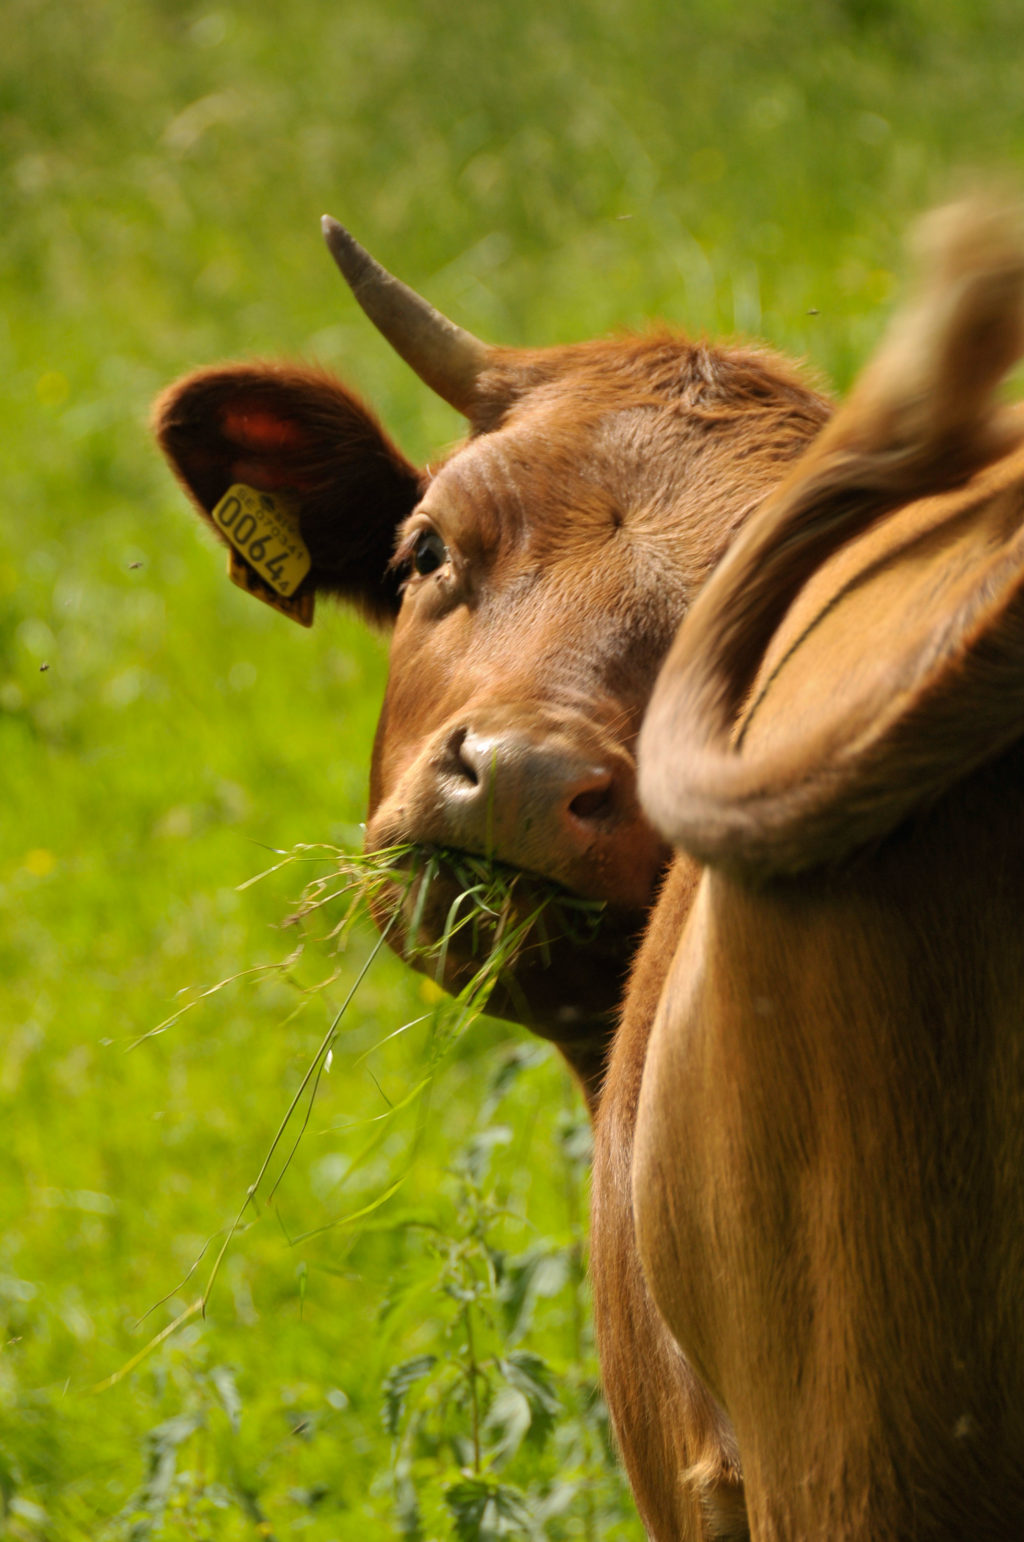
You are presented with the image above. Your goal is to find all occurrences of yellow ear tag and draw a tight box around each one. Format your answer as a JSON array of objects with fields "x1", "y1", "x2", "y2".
[
  {"x1": 212, "y1": 484, "x2": 315, "y2": 628},
  {"x1": 212, "y1": 484, "x2": 311, "y2": 595}
]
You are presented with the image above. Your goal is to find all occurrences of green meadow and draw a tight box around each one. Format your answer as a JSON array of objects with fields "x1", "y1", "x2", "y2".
[{"x1": 3, "y1": 0, "x2": 1023, "y2": 1535}]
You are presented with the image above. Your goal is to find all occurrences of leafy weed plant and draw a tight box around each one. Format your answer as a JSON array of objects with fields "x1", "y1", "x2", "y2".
[{"x1": 377, "y1": 1096, "x2": 627, "y2": 1541}]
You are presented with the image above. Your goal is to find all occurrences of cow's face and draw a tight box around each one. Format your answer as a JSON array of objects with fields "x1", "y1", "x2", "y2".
[
  {"x1": 365, "y1": 394, "x2": 684, "y2": 1038},
  {"x1": 370, "y1": 409, "x2": 685, "y2": 892},
  {"x1": 154, "y1": 226, "x2": 830, "y2": 1051}
]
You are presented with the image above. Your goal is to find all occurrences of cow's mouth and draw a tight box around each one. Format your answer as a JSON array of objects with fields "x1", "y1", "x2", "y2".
[{"x1": 364, "y1": 842, "x2": 651, "y2": 1043}]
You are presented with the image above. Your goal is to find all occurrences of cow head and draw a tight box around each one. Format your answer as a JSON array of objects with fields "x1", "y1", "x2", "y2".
[{"x1": 154, "y1": 221, "x2": 830, "y2": 1086}]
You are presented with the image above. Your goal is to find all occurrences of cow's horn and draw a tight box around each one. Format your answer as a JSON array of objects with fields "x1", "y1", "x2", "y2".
[{"x1": 321, "y1": 216, "x2": 489, "y2": 414}]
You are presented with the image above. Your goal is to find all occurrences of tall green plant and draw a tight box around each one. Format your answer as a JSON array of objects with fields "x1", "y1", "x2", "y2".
[{"x1": 377, "y1": 1060, "x2": 633, "y2": 1540}]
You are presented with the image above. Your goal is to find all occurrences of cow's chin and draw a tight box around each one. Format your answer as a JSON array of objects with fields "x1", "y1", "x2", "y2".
[{"x1": 364, "y1": 845, "x2": 652, "y2": 1044}]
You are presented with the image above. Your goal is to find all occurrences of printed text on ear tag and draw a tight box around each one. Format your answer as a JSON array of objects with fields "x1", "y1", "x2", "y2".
[{"x1": 212, "y1": 483, "x2": 311, "y2": 596}]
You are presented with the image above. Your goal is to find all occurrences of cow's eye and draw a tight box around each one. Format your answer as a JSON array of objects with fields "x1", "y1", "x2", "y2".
[{"x1": 411, "y1": 529, "x2": 448, "y2": 577}]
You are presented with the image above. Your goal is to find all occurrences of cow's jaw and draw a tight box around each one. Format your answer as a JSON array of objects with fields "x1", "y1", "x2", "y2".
[{"x1": 363, "y1": 844, "x2": 654, "y2": 1045}]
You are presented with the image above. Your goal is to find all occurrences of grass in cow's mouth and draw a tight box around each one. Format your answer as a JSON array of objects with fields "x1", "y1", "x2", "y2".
[{"x1": 292, "y1": 840, "x2": 607, "y2": 991}]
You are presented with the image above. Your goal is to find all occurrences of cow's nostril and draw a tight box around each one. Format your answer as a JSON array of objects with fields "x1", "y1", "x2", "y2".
[
  {"x1": 445, "y1": 726, "x2": 481, "y2": 787},
  {"x1": 569, "y1": 776, "x2": 615, "y2": 824},
  {"x1": 457, "y1": 745, "x2": 481, "y2": 788}
]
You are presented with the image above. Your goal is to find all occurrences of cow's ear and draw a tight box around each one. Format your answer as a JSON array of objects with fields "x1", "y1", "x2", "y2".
[{"x1": 152, "y1": 363, "x2": 424, "y2": 626}]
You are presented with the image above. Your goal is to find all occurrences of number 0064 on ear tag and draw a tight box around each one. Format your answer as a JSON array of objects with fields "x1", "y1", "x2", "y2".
[{"x1": 212, "y1": 484, "x2": 314, "y2": 627}]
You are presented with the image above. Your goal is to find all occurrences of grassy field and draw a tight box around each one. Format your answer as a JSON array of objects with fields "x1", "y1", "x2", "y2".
[{"x1": 4, "y1": 0, "x2": 1024, "y2": 1536}]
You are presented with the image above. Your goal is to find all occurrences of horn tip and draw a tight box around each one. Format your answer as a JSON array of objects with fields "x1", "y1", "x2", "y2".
[
  {"x1": 321, "y1": 215, "x2": 372, "y2": 287},
  {"x1": 321, "y1": 213, "x2": 347, "y2": 250}
]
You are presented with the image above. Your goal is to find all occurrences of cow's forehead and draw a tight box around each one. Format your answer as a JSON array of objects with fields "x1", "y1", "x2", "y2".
[{"x1": 418, "y1": 397, "x2": 691, "y2": 549}]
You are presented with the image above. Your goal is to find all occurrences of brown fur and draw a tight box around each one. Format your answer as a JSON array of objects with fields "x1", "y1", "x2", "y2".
[{"x1": 593, "y1": 857, "x2": 749, "y2": 1540}]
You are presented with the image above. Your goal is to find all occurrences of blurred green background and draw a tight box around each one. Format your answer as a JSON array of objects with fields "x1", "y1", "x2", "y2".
[{"x1": 3, "y1": 0, "x2": 1024, "y2": 1536}]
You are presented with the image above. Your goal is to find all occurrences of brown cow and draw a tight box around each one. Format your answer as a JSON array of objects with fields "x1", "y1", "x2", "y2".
[
  {"x1": 154, "y1": 199, "x2": 1024, "y2": 1540},
  {"x1": 153, "y1": 218, "x2": 828, "y2": 1108}
]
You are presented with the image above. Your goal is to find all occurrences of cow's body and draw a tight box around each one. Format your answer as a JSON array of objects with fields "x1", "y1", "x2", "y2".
[
  {"x1": 156, "y1": 199, "x2": 1024, "y2": 1540},
  {"x1": 629, "y1": 743, "x2": 1024, "y2": 1540}
]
